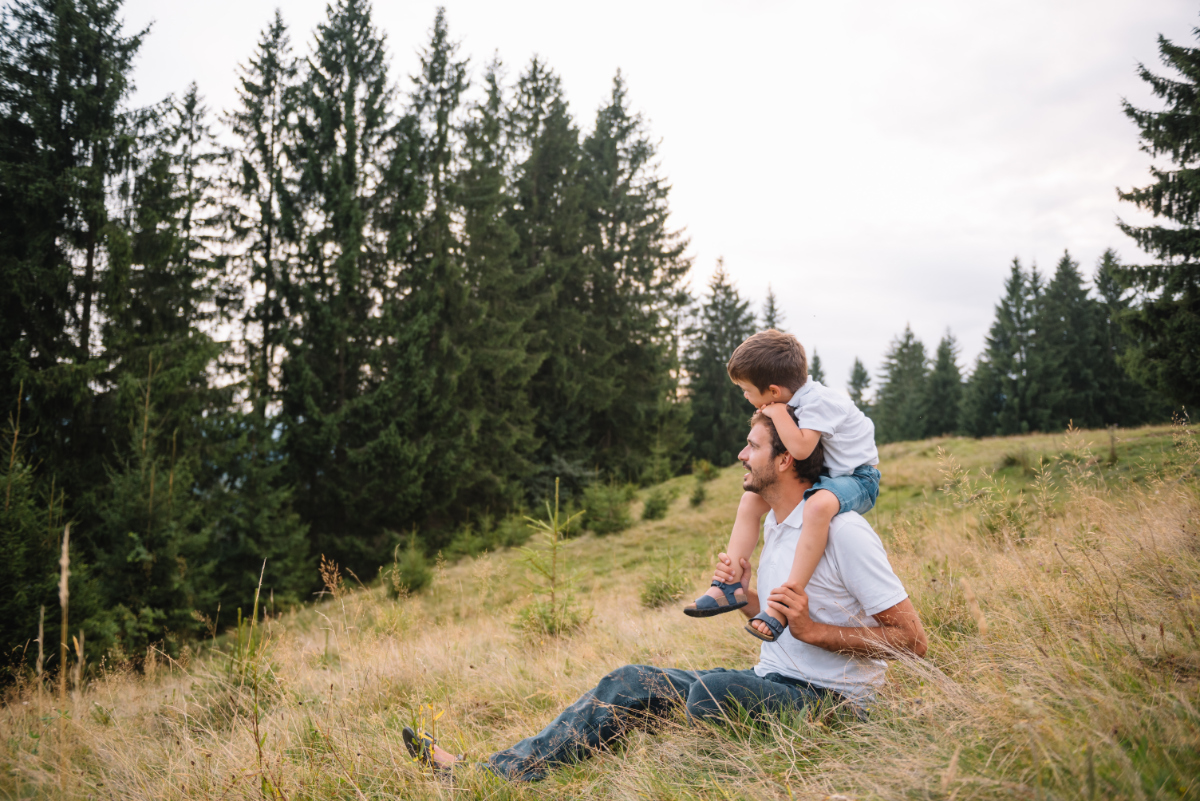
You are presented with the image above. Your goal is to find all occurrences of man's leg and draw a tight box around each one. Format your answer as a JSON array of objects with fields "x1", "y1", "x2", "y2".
[
  {"x1": 684, "y1": 669, "x2": 832, "y2": 723},
  {"x1": 487, "y1": 664, "x2": 703, "y2": 781}
]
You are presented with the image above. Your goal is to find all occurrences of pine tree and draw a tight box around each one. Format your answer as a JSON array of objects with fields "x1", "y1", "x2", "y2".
[
  {"x1": 847, "y1": 357, "x2": 871, "y2": 414},
  {"x1": 989, "y1": 260, "x2": 1034, "y2": 435},
  {"x1": 506, "y1": 57, "x2": 598, "y2": 473},
  {"x1": 226, "y1": 10, "x2": 298, "y2": 414},
  {"x1": 580, "y1": 70, "x2": 691, "y2": 480},
  {"x1": 0, "y1": 0, "x2": 147, "y2": 514},
  {"x1": 1093, "y1": 249, "x2": 1168, "y2": 425},
  {"x1": 923, "y1": 332, "x2": 962, "y2": 437},
  {"x1": 391, "y1": 7, "x2": 479, "y2": 529},
  {"x1": 873, "y1": 325, "x2": 928, "y2": 444},
  {"x1": 762, "y1": 285, "x2": 785, "y2": 330},
  {"x1": 1037, "y1": 251, "x2": 1104, "y2": 429},
  {"x1": 1116, "y1": 31, "x2": 1200, "y2": 406},
  {"x1": 959, "y1": 355, "x2": 1004, "y2": 437},
  {"x1": 809, "y1": 350, "x2": 826, "y2": 384},
  {"x1": 282, "y1": 0, "x2": 424, "y2": 570},
  {"x1": 685, "y1": 262, "x2": 758, "y2": 466},
  {"x1": 453, "y1": 56, "x2": 540, "y2": 507}
]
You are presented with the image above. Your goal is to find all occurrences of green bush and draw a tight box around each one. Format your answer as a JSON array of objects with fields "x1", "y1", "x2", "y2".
[
  {"x1": 641, "y1": 485, "x2": 679, "y2": 521},
  {"x1": 639, "y1": 553, "x2": 690, "y2": 608},
  {"x1": 582, "y1": 482, "x2": 633, "y2": 535},
  {"x1": 689, "y1": 479, "x2": 708, "y2": 507},
  {"x1": 692, "y1": 459, "x2": 719, "y2": 482},
  {"x1": 639, "y1": 574, "x2": 689, "y2": 609},
  {"x1": 386, "y1": 536, "x2": 432, "y2": 597}
]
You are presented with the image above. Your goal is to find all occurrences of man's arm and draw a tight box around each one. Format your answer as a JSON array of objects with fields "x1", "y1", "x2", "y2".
[
  {"x1": 766, "y1": 582, "x2": 928, "y2": 659},
  {"x1": 759, "y1": 403, "x2": 821, "y2": 460}
]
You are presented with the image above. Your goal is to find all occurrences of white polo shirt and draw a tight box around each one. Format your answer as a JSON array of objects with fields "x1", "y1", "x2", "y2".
[{"x1": 753, "y1": 500, "x2": 909, "y2": 701}]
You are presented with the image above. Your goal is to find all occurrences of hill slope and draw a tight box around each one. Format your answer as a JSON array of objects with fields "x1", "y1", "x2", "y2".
[{"x1": 3, "y1": 423, "x2": 1199, "y2": 800}]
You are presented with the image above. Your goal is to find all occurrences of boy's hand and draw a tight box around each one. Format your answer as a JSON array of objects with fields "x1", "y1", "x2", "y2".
[{"x1": 759, "y1": 402, "x2": 794, "y2": 425}]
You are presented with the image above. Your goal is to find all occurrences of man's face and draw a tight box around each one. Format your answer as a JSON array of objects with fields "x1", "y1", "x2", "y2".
[{"x1": 738, "y1": 422, "x2": 779, "y2": 494}]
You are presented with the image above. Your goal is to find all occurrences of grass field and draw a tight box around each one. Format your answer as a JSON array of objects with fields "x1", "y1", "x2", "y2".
[{"x1": 2, "y1": 422, "x2": 1199, "y2": 800}]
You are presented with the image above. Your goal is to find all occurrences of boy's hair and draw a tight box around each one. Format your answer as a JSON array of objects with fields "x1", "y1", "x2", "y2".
[
  {"x1": 749, "y1": 407, "x2": 824, "y2": 483},
  {"x1": 727, "y1": 329, "x2": 808, "y2": 392}
]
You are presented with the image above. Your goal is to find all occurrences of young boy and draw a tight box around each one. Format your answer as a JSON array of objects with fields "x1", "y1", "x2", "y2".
[{"x1": 682, "y1": 329, "x2": 880, "y2": 642}]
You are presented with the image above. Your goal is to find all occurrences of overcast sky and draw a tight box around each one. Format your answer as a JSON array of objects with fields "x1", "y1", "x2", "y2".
[{"x1": 122, "y1": 0, "x2": 1194, "y2": 395}]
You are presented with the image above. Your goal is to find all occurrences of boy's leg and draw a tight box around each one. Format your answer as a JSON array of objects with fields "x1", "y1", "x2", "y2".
[
  {"x1": 701, "y1": 490, "x2": 769, "y2": 602},
  {"x1": 749, "y1": 488, "x2": 838, "y2": 636}
]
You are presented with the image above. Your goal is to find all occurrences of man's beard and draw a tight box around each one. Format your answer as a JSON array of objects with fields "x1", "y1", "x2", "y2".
[{"x1": 741, "y1": 462, "x2": 774, "y2": 495}]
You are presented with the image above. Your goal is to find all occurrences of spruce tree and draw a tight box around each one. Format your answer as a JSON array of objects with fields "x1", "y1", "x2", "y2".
[
  {"x1": 847, "y1": 357, "x2": 871, "y2": 414},
  {"x1": 226, "y1": 10, "x2": 298, "y2": 414},
  {"x1": 1038, "y1": 251, "x2": 1104, "y2": 429},
  {"x1": 0, "y1": 0, "x2": 147, "y2": 512},
  {"x1": 506, "y1": 57, "x2": 597, "y2": 473},
  {"x1": 282, "y1": 0, "x2": 424, "y2": 570},
  {"x1": 923, "y1": 332, "x2": 962, "y2": 437},
  {"x1": 959, "y1": 355, "x2": 1003, "y2": 437},
  {"x1": 1116, "y1": 30, "x2": 1200, "y2": 406},
  {"x1": 685, "y1": 262, "x2": 757, "y2": 466},
  {"x1": 453, "y1": 57, "x2": 540, "y2": 507},
  {"x1": 988, "y1": 260, "x2": 1034, "y2": 435},
  {"x1": 580, "y1": 70, "x2": 691, "y2": 480},
  {"x1": 391, "y1": 7, "x2": 478, "y2": 528},
  {"x1": 762, "y1": 285, "x2": 785, "y2": 330},
  {"x1": 809, "y1": 350, "x2": 826, "y2": 384},
  {"x1": 873, "y1": 325, "x2": 928, "y2": 444},
  {"x1": 1093, "y1": 249, "x2": 1167, "y2": 425}
]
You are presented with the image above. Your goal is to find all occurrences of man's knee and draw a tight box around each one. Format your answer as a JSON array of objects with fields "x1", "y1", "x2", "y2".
[{"x1": 684, "y1": 673, "x2": 736, "y2": 722}]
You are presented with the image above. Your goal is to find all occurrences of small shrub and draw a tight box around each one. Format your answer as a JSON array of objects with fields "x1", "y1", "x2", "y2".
[
  {"x1": 641, "y1": 485, "x2": 679, "y2": 521},
  {"x1": 514, "y1": 598, "x2": 592, "y2": 637},
  {"x1": 639, "y1": 573, "x2": 689, "y2": 609},
  {"x1": 639, "y1": 553, "x2": 689, "y2": 608},
  {"x1": 689, "y1": 478, "x2": 707, "y2": 507},
  {"x1": 582, "y1": 482, "x2": 633, "y2": 535},
  {"x1": 692, "y1": 458, "x2": 719, "y2": 482},
  {"x1": 386, "y1": 536, "x2": 431, "y2": 597}
]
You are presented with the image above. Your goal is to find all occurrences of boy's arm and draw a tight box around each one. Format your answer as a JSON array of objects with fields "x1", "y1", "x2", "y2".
[{"x1": 760, "y1": 403, "x2": 822, "y2": 460}]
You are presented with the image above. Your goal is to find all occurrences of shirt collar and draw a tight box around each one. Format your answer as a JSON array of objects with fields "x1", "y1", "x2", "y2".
[
  {"x1": 765, "y1": 498, "x2": 806, "y2": 532},
  {"x1": 787, "y1": 378, "x2": 816, "y2": 407}
]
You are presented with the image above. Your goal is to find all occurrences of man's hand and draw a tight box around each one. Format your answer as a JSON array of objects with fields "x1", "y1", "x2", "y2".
[
  {"x1": 711, "y1": 552, "x2": 751, "y2": 588},
  {"x1": 766, "y1": 581, "x2": 816, "y2": 642}
]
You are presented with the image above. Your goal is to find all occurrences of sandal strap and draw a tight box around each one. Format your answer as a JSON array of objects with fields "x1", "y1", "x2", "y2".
[
  {"x1": 752, "y1": 611, "x2": 786, "y2": 638},
  {"x1": 708, "y1": 579, "x2": 744, "y2": 605}
]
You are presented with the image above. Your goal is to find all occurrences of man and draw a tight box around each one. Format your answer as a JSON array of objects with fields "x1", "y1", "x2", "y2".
[{"x1": 405, "y1": 408, "x2": 927, "y2": 781}]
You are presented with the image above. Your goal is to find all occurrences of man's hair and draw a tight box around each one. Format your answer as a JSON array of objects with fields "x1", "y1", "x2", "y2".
[
  {"x1": 750, "y1": 408, "x2": 824, "y2": 484},
  {"x1": 727, "y1": 329, "x2": 808, "y2": 393}
]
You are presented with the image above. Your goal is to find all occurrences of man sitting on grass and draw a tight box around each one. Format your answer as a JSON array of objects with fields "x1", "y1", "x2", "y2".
[{"x1": 404, "y1": 408, "x2": 928, "y2": 782}]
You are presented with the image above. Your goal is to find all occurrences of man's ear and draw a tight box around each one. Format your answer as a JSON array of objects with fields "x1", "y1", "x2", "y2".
[{"x1": 776, "y1": 450, "x2": 794, "y2": 473}]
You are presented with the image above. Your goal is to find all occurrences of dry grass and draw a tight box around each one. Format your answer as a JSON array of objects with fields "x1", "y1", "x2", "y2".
[{"x1": 2, "y1": 423, "x2": 1198, "y2": 800}]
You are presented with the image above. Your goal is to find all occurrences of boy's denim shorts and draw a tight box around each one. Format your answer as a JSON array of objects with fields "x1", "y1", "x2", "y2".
[{"x1": 803, "y1": 464, "x2": 881, "y2": 516}]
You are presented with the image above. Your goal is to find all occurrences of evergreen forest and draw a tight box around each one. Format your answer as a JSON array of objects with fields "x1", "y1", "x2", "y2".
[{"x1": 1, "y1": 0, "x2": 1195, "y2": 672}]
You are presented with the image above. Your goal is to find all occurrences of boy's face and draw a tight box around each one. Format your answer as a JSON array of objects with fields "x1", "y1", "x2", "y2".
[{"x1": 734, "y1": 379, "x2": 785, "y2": 409}]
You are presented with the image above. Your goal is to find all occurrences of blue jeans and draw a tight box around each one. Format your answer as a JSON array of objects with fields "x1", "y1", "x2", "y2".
[
  {"x1": 803, "y1": 464, "x2": 880, "y2": 515},
  {"x1": 487, "y1": 664, "x2": 835, "y2": 781}
]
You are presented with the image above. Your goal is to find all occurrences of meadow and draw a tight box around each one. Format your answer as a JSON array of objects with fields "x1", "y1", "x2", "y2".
[{"x1": 2, "y1": 421, "x2": 1198, "y2": 800}]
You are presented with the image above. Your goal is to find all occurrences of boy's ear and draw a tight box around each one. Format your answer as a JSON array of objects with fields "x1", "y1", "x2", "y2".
[{"x1": 768, "y1": 384, "x2": 785, "y2": 400}]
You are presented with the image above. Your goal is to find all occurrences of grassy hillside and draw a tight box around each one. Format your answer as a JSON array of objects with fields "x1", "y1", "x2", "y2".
[{"x1": 2, "y1": 423, "x2": 1199, "y2": 800}]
